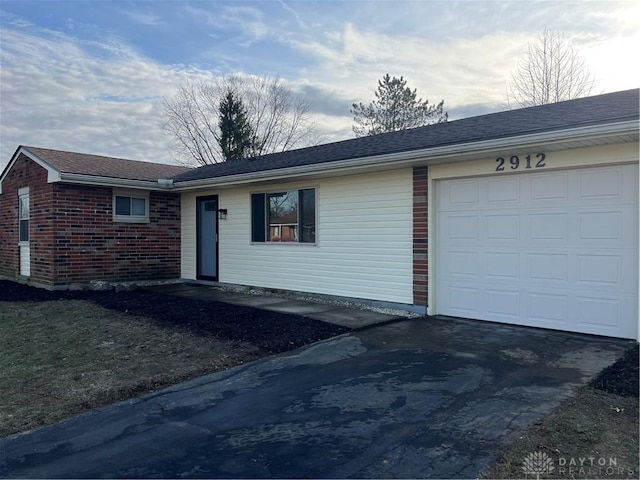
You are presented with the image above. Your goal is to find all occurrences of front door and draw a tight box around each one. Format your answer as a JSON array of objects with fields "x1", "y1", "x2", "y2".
[{"x1": 197, "y1": 196, "x2": 218, "y2": 280}]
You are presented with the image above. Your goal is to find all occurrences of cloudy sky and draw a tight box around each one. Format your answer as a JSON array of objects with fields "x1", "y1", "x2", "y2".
[{"x1": 0, "y1": 0, "x2": 638, "y2": 171}]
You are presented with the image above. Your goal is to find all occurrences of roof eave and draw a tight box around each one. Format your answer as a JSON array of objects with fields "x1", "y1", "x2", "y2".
[
  {"x1": 1, "y1": 146, "x2": 185, "y2": 193},
  {"x1": 58, "y1": 173, "x2": 164, "y2": 190},
  {"x1": 171, "y1": 120, "x2": 639, "y2": 191}
]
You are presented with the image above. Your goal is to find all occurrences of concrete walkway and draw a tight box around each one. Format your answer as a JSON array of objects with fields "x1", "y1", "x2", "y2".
[
  {"x1": 146, "y1": 283, "x2": 406, "y2": 329},
  {"x1": 0, "y1": 317, "x2": 630, "y2": 479}
]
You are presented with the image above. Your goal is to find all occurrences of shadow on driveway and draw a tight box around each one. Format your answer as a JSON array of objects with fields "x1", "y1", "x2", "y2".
[{"x1": 0, "y1": 316, "x2": 631, "y2": 479}]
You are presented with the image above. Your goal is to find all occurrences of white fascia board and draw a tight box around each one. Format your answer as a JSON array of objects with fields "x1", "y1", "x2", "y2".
[
  {"x1": 58, "y1": 173, "x2": 163, "y2": 190},
  {"x1": 171, "y1": 120, "x2": 639, "y2": 191}
]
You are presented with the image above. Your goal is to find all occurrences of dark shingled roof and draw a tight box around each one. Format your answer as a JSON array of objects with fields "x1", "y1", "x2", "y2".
[
  {"x1": 172, "y1": 89, "x2": 639, "y2": 184},
  {"x1": 21, "y1": 146, "x2": 191, "y2": 181}
]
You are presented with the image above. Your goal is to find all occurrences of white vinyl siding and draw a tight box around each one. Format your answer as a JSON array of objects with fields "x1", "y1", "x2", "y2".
[
  {"x1": 181, "y1": 195, "x2": 197, "y2": 279},
  {"x1": 181, "y1": 169, "x2": 413, "y2": 304}
]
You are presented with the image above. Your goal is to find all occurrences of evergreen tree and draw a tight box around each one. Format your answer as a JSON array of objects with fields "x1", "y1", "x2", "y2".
[
  {"x1": 217, "y1": 89, "x2": 256, "y2": 161},
  {"x1": 351, "y1": 74, "x2": 447, "y2": 137}
]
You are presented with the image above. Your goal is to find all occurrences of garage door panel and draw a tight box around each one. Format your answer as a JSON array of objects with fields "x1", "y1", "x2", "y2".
[
  {"x1": 528, "y1": 213, "x2": 568, "y2": 240},
  {"x1": 530, "y1": 172, "x2": 569, "y2": 201},
  {"x1": 528, "y1": 292, "x2": 569, "y2": 324},
  {"x1": 576, "y1": 254, "x2": 637, "y2": 292},
  {"x1": 578, "y1": 169, "x2": 622, "y2": 199},
  {"x1": 577, "y1": 297, "x2": 621, "y2": 328},
  {"x1": 486, "y1": 252, "x2": 520, "y2": 279},
  {"x1": 486, "y1": 289, "x2": 520, "y2": 320},
  {"x1": 448, "y1": 180, "x2": 479, "y2": 206},
  {"x1": 448, "y1": 251, "x2": 479, "y2": 277},
  {"x1": 486, "y1": 214, "x2": 520, "y2": 240},
  {"x1": 446, "y1": 286, "x2": 480, "y2": 315},
  {"x1": 529, "y1": 253, "x2": 568, "y2": 281},
  {"x1": 436, "y1": 163, "x2": 638, "y2": 339},
  {"x1": 448, "y1": 215, "x2": 479, "y2": 240},
  {"x1": 487, "y1": 177, "x2": 520, "y2": 203},
  {"x1": 578, "y1": 211, "x2": 621, "y2": 240},
  {"x1": 577, "y1": 255, "x2": 622, "y2": 285}
]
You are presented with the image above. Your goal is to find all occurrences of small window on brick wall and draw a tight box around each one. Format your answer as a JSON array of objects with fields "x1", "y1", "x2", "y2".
[
  {"x1": 113, "y1": 189, "x2": 149, "y2": 223},
  {"x1": 18, "y1": 188, "x2": 29, "y2": 243}
]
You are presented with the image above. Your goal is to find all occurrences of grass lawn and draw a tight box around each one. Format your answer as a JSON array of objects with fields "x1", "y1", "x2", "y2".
[{"x1": 0, "y1": 299, "x2": 262, "y2": 437}]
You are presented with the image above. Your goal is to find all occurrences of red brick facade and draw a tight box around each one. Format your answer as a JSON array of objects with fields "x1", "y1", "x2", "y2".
[
  {"x1": 0, "y1": 154, "x2": 181, "y2": 287},
  {"x1": 413, "y1": 166, "x2": 428, "y2": 307}
]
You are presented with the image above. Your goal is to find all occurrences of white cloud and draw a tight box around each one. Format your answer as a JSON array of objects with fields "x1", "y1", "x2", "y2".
[
  {"x1": 118, "y1": 9, "x2": 164, "y2": 26},
  {"x1": 0, "y1": 26, "x2": 217, "y2": 169},
  {"x1": 1, "y1": 1, "x2": 638, "y2": 172},
  {"x1": 288, "y1": 23, "x2": 524, "y2": 112},
  {"x1": 220, "y1": 5, "x2": 268, "y2": 46},
  {"x1": 284, "y1": 2, "x2": 639, "y2": 116},
  {"x1": 277, "y1": 0, "x2": 309, "y2": 30}
]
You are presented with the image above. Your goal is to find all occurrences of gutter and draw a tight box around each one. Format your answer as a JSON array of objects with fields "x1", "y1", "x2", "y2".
[
  {"x1": 170, "y1": 120, "x2": 639, "y2": 191},
  {"x1": 58, "y1": 173, "x2": 164, "y2": 190}
]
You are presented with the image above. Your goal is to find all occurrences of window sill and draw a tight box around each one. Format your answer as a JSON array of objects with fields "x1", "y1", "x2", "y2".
[
  {"x1": 251, "y1": 242, "x2": 318, "y2": 246},
  {"x1": 113, "y1": 216, "x2": 150, "y2": 224}
]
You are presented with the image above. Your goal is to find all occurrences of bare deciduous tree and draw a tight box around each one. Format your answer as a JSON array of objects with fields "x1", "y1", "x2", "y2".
[
  {"x1": 163, "y1": 76, "x2": 317, "y2": 165},
  {"x1": 507, "y1": 29, "x2": 596, "y2": 108}
]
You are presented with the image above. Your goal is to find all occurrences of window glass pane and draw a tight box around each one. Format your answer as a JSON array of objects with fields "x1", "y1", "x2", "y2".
[
  {"x1": 115, "y1": 196, "x2": 130, "y2": 215},
  {"x1": 19, "y1": 219, "x2": 29, "y2": 242},
  {"x1": 131, "y1": 197, "x2": 146, "y2": 216},
  {"x1": 19, "y1": 196, "x2": 29, "y2": 219},
  {"x1": 251, "y1": 194, "x2": 266, "y2": 242},
  {"x1": 268, "y1": 191, "x2": 298, "y2": 242},
  {"x1": 299, "y1": 189, "x2": 316, "y2": 243}
]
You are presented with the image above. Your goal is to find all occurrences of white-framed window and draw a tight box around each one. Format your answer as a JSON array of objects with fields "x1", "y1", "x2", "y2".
[
  {"x1": 251, "y1": 188, "x2": 316, "y2": 243},
  {"x1": 113, "y1": 189, "x2": 149, "y2": 223},
  {"x1": 18, "y1": 187, "x2": 29, "y2": 244}
]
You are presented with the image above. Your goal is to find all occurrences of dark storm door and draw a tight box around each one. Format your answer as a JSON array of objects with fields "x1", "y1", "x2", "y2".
[{"x1": 196, "y1": 196, "x2": 218, "y2": 280}]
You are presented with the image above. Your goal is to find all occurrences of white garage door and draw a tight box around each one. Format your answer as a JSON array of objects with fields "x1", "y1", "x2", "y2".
[{"x1": 436, "y1": 164, "x2": 639, "y2": 339}]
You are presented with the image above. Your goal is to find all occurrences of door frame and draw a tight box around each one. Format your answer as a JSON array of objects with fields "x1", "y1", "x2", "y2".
[{"x1": 196, "y1": 195, "x2": 219, "y2": 281}]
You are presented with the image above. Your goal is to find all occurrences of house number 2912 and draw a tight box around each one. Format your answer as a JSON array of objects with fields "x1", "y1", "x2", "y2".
[{"x1": 495, "y1": 153, "x2": 546, "y2": 172}]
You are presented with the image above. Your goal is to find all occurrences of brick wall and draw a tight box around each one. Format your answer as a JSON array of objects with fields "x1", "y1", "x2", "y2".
[
  {"x1": 51, "y1": 184, "x2": 181, "y2": 285},
  {"x1": 0, "y1": 154, "x2": 54, "y2": 283},
  {"x1": 0, "y1": 153, "x2": 182, "y2": 287},
  {"x1": 413, "y1": 166, "x2": 428, "y2": 307}
]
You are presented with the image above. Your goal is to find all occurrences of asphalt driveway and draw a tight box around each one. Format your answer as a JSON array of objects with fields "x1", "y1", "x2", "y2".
[{"x1": 0, "y1": 316, "x2": 630, "y2": 479}]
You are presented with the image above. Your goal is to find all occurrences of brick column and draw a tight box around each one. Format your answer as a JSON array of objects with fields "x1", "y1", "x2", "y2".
[{"x1": 413, "y1": 166, "x2": 428, "y2": 307}]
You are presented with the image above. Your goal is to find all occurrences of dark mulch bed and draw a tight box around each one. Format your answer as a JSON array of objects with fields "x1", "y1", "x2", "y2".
[
  {"x1": 0, "y1": 281, "x2": 348, "y2": 353},
  {"x1": 590, "y1": 342, "x2": 639, "y2": 397}
]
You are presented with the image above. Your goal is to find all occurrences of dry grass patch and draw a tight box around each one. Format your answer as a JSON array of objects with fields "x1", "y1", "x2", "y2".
[
  {"x1": 482, "y1": 344, "x2": 639, "y2": 479},
  {"x1": 0, "y1": 300, "x2": 261, "y2": 437}
]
